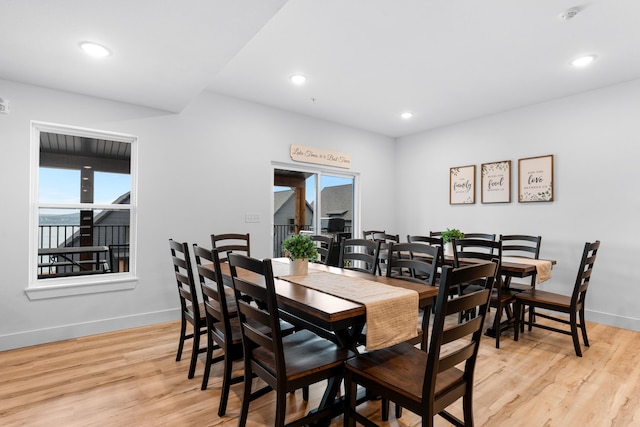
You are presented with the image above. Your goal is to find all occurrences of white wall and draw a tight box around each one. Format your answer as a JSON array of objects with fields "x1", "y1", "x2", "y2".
[
  {"x1": 395, "y1": 79, "x2": 640, "y2": 331},
  {"x1": 0, "y1": 80, "x2": 395, "y2": 350}
]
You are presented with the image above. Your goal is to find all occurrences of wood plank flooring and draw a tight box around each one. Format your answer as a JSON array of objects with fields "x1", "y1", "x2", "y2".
[{"x1": 1, "y1": 315, "x2": 639, "y2": 426}]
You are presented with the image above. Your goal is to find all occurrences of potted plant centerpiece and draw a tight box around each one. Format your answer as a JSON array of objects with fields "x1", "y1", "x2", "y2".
[
  {"x1": 441, "y1": 228, "x2": 464, "y2": 256},
  {"x1": 282, "y1": 233, "x2": 318, "y2": 276}
]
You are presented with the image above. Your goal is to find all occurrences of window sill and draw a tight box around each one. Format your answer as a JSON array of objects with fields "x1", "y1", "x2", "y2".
[{"x1": 25, "y1": 274, "x2": 138, "y2": 300}]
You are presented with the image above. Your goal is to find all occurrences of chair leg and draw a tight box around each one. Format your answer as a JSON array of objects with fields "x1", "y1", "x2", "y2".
[
  {"x1": 344, "y1": 371, "x2": 356, "y2": 427},
  {"x1": 188, "y1": 328, "x2": 200, "y2": 379},
  {"x1": 462, "y1": 385, "x2": 474, "y2": 427},
  {"x1": 274, "y1": 389, "x2": 287, "y2": 427},
  {"x1": 217, "y1": 356, "x2": 232, "y2": 416},
  {"x1": 579, "y1": 308, "x2": 590, "y2": 347},
  {"x1": 239, "y1": 366, "x2": 252, "y2": 427},
  {"x1": 176, "y1": 317, "x2": 186, "y2": 361},
  {"x1": 570, "y1": 312, "x2": 582, "y2": 357},
  {"x1": 201, "y1": 337, "x2": 214, "y2": 390},
  {"x1": 493, "y1": 302, "x2": 501, "y2": 349},
  {"x1": 303, "y1": 386, "x2": 309, "y2": 401},
  {"x1": 514, "y1": 302, "x2": 520, "y2": 341}
]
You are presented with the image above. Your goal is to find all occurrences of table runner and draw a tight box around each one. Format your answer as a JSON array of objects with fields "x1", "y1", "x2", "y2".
[
  {"x1": 281, "y1": 271, "x2": 418, "y2": 350},
  {"x1": 502, "y1": 257, "x2": 552, "y2": 283}
]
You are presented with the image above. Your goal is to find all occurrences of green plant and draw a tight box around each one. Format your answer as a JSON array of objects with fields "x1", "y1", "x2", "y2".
[
  {"x1": 441, "y1": 228, "x2": 464, "y2": 243},
  {"x1": 282, "y1": 233, "x2": 318, "y2": 262}
]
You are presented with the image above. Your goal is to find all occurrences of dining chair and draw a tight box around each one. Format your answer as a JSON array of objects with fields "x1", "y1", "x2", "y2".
[
  {"x1": 339, "y1": 238, "x2": 381, "y2": 274},
  {"x1": 344, "y1": 262, "x2": 498, "y2": 427},
  {"x1": 192, "y1": 245, "x2": 242, "y2": 415},
  {"x1": 211, "y1": 233, "x2": 250, "y2": 262},
  {"x1": 168, "y1": 239, "x2": 207, "y2": 379},
  {"x1": 453, "y1": 238, "x2": 514, "y2": 348},
  {"x1": 407, "y1": 235, "x2": 445, "y2": 275},
  {"x1": 363, "y1": 229, "x2": 385, "y2": 240},
  {"x1": 464, "y1": 233, "x2": 497, "y2": 241},
  {"x1": 500, "y1": 234, "x2": 542, "y2": 292},
  {"x1": 193, "y1": 245, "x2": 300, "y2": 414},
  {"x1": 514, "y1": 241, "x2": 600, "y2": 357},
  {"x1": 309, "y1": 234, "x2": 334, "y2": 265},
  {"x1": 227, "y1": 253, "x2": 354, "y2": 426},
  {"x1": 372, "y1": 232, "x2": 400, "y2": 275},
  {"x1": 386, "y1": 242, "x2": 440, "y2": 350}
]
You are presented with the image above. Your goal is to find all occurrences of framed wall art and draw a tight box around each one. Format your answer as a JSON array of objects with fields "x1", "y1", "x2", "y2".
[
  {"x1": 518, "y1": 154, "x2": 554, "y2": 202},
  {"x1": 481, "y1": 160, "x2": 511, "y2": 203},
  {"x1": 450, "y1": 165, "x2": 476, "y2": 204}
]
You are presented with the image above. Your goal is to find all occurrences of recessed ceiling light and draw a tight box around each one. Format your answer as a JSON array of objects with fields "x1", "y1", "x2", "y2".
[
  {"x1": 571, "y1": 55, "x2": 596, "y2": 67},
  {"x1": 290, "y1": 74, "x2": 307, "y2": 85},
  {"x1": 80, "y1": 41, "x2": 110, "y2": 58},
  {"x1": 400, "y1": 112, "x2": 413, "y2": 120}
]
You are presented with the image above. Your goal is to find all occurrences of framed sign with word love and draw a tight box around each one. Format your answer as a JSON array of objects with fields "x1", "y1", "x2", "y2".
[
  {"x1": 481, "y1": 160, "x2": 511, "y2": 203},
  {"x1": 518, "y1": 154, "x2": 554, "y2": 202},
  {"x1": 450, "y1": 165, "x2": 476, "y2": 204}
]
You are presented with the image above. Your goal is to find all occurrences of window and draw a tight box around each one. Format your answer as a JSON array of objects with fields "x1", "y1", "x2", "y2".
[
  {"x1": 273, "y1": 165, "x2": 358, "y2": 258},
  {"x1": 27, "y1": 121, "x2": 137, "y2": 299}
]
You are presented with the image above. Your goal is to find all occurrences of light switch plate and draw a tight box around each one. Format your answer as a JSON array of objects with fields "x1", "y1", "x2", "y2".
[{"x1": 245, "y1": 213, "x2": 261, "y2": 223}]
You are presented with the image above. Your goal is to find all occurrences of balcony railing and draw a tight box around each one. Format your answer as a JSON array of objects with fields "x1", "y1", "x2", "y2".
[
  {"x1": 38, "y1": 225, "x2": 130, "y2": 278},
  {"x1": 273, "y1": 224, "x2": 352, "y2": 258}
]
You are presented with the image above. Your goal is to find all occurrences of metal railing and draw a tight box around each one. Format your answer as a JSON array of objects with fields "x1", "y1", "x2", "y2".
[
  {"x1": 38, "y1": 225, "x2": 130, "y2": 277},
  {"x1": 273, "y1": 224, "x2": 352, "y2": 257}
]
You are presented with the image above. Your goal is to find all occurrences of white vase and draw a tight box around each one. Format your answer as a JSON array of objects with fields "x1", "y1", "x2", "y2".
[
  {"x1": 289, "y1": 258, "x2": 308, "y2": 276},
  {"x1": 444, "y1": 242, "x2": 453, "y2": 256}
]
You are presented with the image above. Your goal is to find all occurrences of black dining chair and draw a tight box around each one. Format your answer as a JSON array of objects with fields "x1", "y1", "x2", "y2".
[
  {"x1": 344, "y1": 262, "x2": 498, "y2": 427},
  {"x1": 339, "y1": 238, "x2": 381, "y2": 275},
  {"x1": 309, "y1": 234, "x2": 334, "y2": 265},
  {"x1": 192, "y1": 245, "x2": 242, "y2": 415},
  {"x1": 386, "y1": 242, "x2": 440, "y2": 351},
  {"x1": 453, "y1": 238, "x2": 514, "y2": 348},
  {"x1": 211, "y1": 233, "x2": 250, "y2": 263},
  {"x1": 227, "y1": 253, "x2": 354, "y2": 426},
  {"x1": 372, "y1": 232, "x2": 400, "y2": 275},
  {"x1": 168, "y1": 239, "x2": 207, "y2": 379},
  {"x1": 514, "y1": 241, "x2": 600, "y2": 357},
  {"x1": 500, "y1": 234, "x2": 542, "y2": 292}
]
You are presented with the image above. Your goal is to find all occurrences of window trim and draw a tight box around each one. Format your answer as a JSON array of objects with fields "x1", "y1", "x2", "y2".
[{"x1": 28, "y1": 121, "x2": 138, "y2": 298}]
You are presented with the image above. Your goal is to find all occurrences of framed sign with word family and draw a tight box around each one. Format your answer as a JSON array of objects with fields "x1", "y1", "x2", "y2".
[
  {"x1": 481, "y1": 160, "x2": 511, "y2": 203},
  {"x1": 518, "y1": 154, "x2": 554, "y2": 202},
  {"x1": 450, "y1": 165, "x2": 476, "y2": 204}
]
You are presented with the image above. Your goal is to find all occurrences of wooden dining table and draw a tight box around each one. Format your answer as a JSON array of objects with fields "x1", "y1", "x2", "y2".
[
  {"x1": 218, "y1": 257, "x2": 439, "y2": 424},
  {"x1": 218, "y1": 258, "x2": 439, "y2": 350}
]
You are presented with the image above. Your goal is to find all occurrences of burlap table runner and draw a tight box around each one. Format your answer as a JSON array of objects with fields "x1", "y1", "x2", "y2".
[
  {"x1": 502, "y1": 257, "x2": 552, "y2": 283},
  {"x1": 281, "y1": 271, "x2": 418, "y2": 350}
]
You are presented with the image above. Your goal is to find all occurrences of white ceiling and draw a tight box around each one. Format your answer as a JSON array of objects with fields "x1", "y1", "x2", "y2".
[{"x1": 3, "y1": 0, "x2": 640, "y2": 138}]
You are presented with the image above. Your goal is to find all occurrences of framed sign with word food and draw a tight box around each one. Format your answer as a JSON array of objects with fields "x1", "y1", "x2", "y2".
[
  {"x1": 481, "y1": 160, "x2": 511, "y2": 203},
  {"x1": 518, "y1": 154, "x2": 554, "y2": 202},
  {"x1": 450, "y1": 165, "x2": 476, "y2": 204}
]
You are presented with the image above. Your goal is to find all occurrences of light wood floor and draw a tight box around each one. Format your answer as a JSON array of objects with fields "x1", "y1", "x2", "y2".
[{"x1": 1, "y1": 315, "x2": 639, "y2": 426}]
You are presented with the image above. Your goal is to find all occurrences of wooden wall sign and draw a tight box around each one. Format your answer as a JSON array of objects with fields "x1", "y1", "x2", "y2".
[{"x1": 290, "y1": 144, "x2": 351, "y2": 169}]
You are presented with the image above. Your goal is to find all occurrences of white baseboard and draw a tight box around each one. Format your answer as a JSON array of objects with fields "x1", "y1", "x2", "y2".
[
  {"x1": 0, "y1": 309, "x2": 180, "y2": 352},
  {"x1": 586, "y1": 309, "x2": 640, "y2": 332}
]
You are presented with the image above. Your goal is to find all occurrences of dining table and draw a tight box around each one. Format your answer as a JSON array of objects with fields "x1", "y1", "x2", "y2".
[
  {"x1": 217, "y1": 255, "x2": 555, "y2": 424},
  {"x1": 218, "y1": 257, "x2": 439, "y2": 424}
]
